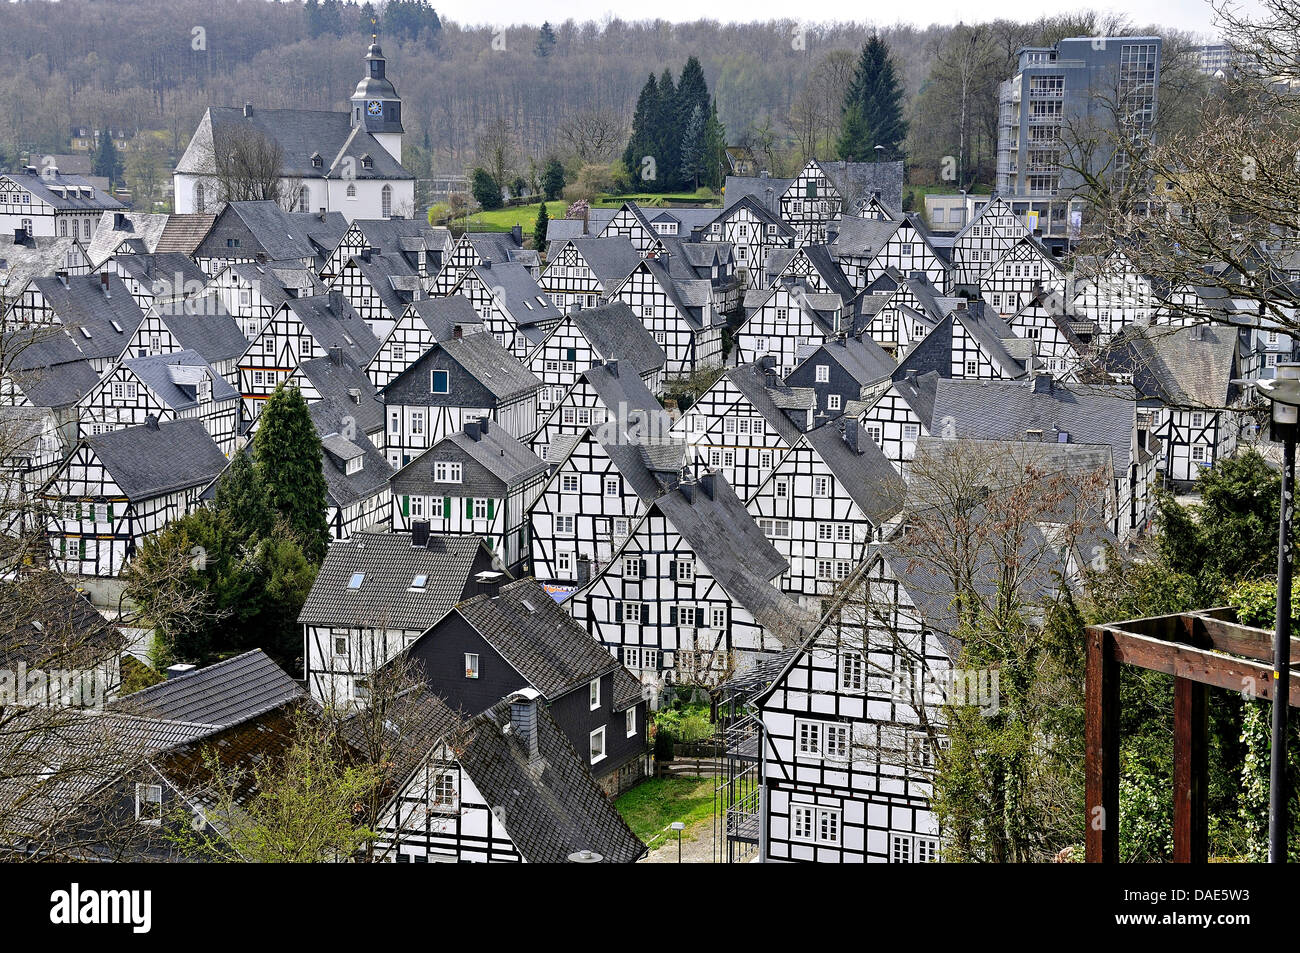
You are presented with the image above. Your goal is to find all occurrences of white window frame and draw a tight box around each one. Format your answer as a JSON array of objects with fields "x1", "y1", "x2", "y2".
[{"x1": 589, "y1": 726, "x2": 607, "y2": 764}]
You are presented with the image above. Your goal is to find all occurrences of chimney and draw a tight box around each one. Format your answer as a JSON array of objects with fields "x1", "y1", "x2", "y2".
[
  {"x1": 606, "y1": 359, "x2": 619, "y2": 378},
  {"x1": 576, "y1": 554, "x2": 592, "y2": 587},
  {"x1": 955, "y1": 300, "x2": 968, "y2": 312},
  {"x1": 759, "y1": 170, "x2": 770, "y2": 178},
  {"x1": 348, "y1": 387, "x2": 361, "y2": 405},
  {"x1": 100, "y1": 272, "x2": 110, "y2": 298},
  {"x1": 699, "y1": 471, "x2": 717, "y2": 500},
  {"x1": 113, "y1": 212, "x2": 126, "y2": 230},
  {"x1": 465, "y1": 420, "x2": 481, "y2": 441},
  {"x1": 567, "y1": 302, "x2": 581, "y2": 315},
  {"x1": 329, "y1": 289, "x2": 344, "y2": 313},
  {"x1": 452, "y1": 324, "x2": 463, "y2": 340},
  {"x1": 474, "y1": 570, "x2": 504, "y2": 596},
  {"x1": 1032, "y1": 374, "x2": 1054, "y2": 394},
  {"x1": 55, "y1": 270, "x2": 69, "y2": 288},
  {"x1": 679, "y1": 481, "x2": 696, "y2": 504},
  {"x1": 508, "y1": 688, "x2": 543, "y2": 765},
  {"x1": 165, "y1": 663, "x2": 196, "y2": 680},
  {"x1": 477, "y1": 416, "x2": 489, "y2": 435},
  {"x1": 243, "y1": 103, "x2": 254, "y2": 117},
  {"x1": 844, "y1": 418, "x2": 861, "y2": 454},
  {"x1": 510, "y1": 224, "x2": 523, "y2": 246},
  {"x1": 1191, "y1": 323, "x2": 1206, "y2": 341},
  {"x1": 360, "y1": 247, "x2": 371, "y2": 263},
  {"x1": 144, "y1": 414, "x2": 160, "y2": 431},
  {"x1": 13, "y1": 227, "x2": 26, "y2": 244},
  {"x1": 410, "y1": 520, "x2": 431, "y2": 548},
  {"x1": 318, "y1": 209, "x2": 326, "y2": 220},
  {"x1": 328, "y1": 345, "x2": 343, "y2": 366},
  {"x1": 481, "y1": 256, "x2": 492, "y2": 269}
]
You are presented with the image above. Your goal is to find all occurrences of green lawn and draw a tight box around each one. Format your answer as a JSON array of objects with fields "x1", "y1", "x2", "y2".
[
  {"x1": 443, "y1": 190, "x2": 723, "y2": 233},
  {"x1": 616, "y1": 777, "x2": 716, "y2": 845}
]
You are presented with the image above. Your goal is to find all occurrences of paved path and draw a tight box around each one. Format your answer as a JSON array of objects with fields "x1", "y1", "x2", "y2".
[{"x1": 641, "y1": 815, "x2": 717, "y2": 863}]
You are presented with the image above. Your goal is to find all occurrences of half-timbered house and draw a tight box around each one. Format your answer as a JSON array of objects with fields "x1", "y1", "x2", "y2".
[
  {"x1": 567, "y1": 469, "x2": 815, "y2": 686},
  {"x1": 325, "y1": 247, "x2": 422, "y2": 341},
  {"x1": 530, "y1": 358, "x2": 670, "y2": 462},
  {"x1": 191, "y1": 201, "x2": 348, "y2": 274},
  {"x1": 406, "y1": 577, "x2": 648, "y2": 794},
  {"x1": 207, "y1": 260, "x2": 326, "y2": 341},
  {"x1": 380, "y1": 329, "x2": 541, "y2": 469},
  {"x1": 447, "y1": 259, "x2": 562, "y2": 358},
  {"x1": 700, "y1": 195, "x2": 795, "y2": 288},
  {"x1": 299, "y1": 528, "x2": 503, "y2": 706},
  {"x1": 77, "y1": 350, "x2": 240, "y2": 455},
  {"x1": 831, "y1": 215, "x2": 950, "y2": 294},
  {"x1": 785, "y1": 332, "x2": 896, "y2": 426},
  {"x1": 236, "y1": 294, "x2": 379, "y2": 421},
  {"x1": 610, "y1": 257, "x2": 722, "y2": 378},
  {"x1": 734, "y1": 283, "x2": 846, "y2": 376},
  {"x1": 529, "y1": 426, "x2": 686, "y2": 587},
  {"x1": 526, "y1": 301, "x2": 666, "y2": 414},
  {"x1": 978, "y1": 235, "x2": 1067, "y2": 317},
  {"x1": 747, "y1": 418, "x2": 905, "y2": 607},
  {"x1": 430, "y1": 229, "x2": 538, "y2": 295},
  {"x1": 7, "y1": 273, "x2": 144, "y2": 374},
  {"x1": 0, "y1": 170, "x2": 122, "y2": 243},
  {"x1": 672, "y1": 360, "x2": 813, "y2": 502},
  {"x1": 365, "y1": 295, "x2": 483, "y2": 391},
  {"x1": 98, "y1": 254, "x2": 208, "y2": 313},
  {"x1": 318, "y1": 218, "x2": 450, "y2": 283},
  {"x1": 538, "y1": 237, "x2": 641, "y2": 311},
  {"x1": 44, "y1": 416, "x2": 227, "y2": 577},
  {"x1": 124, "y1": 294, "x2": 250, "y2": 386},
  {"x1": 950, "y1": 195, "x2": 1031, "y2": 289},
  {"x1": 856, "y1": 368, "x2": 942, "y2": 475},
  {"x1": 389, "y1": 417, "x2": 547, "y2": 573}
]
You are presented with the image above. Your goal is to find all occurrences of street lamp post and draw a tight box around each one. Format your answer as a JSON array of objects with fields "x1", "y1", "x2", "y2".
[
  {"x1": 1255, "y1": 363, "x2": 1300, "y2": 863},
  {"x1": 670, "y1": 821, "x2": 685, "y2": 863}
]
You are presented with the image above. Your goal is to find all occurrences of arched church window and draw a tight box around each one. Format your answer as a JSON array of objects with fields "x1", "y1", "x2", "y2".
[
  {"x1": 194, "y1": 183, "x2": 205, "y2": 213},
  {"x1": 381, "y1": 185, "x2": 392, "y2": 218},
  {"x1": 346, "y1": 183, "x2": 357, "y2": 200},
  {"x1": 298, "y1": 186, "x2": 310, "y2": 212}
]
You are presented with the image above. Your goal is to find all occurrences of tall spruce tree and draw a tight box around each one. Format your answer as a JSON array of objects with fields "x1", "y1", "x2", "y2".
[
  {"x1": 654, "y1": 69, "x2": 679, "y2": 192},
  {"x1": 838, "y1": 35, "x2": 908, "y2": 161},
  {"x1": 253, "y1": 384, "x2": 329, "y2": 563},
  {"x1": 679, "y1": 105, "x2": 707, "y2": 190},
  {"x1": 92, "y1": 129, "x2": 123, "y2": 186},
  {"x1": 703, "y1": 99, "x2": 728, "y2": 190},
  {"x1": 622, "y1": 74, "x2": 660, "y2": 186},
  {"x1": 533, "y1": 201, "x2": 549, "y2": 253}
]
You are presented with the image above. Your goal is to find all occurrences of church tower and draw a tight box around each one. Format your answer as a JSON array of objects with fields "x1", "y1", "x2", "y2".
[{"x1": 350, "y1": 36, "x2": 404, "y2": 163}]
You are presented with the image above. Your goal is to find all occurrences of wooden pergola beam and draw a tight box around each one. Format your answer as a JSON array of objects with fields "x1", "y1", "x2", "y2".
[{"x1": 1107, "y1": 628, "x2": 1300, "y2": 705}]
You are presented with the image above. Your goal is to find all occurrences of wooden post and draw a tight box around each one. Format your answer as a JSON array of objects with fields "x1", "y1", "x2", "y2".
[
  {"x1": 1085, "y1": 626, "x2": 1120, "y2": 862},
  {"x1": 1172, "y1": 675, "x2": 1209, "y2": 862}
]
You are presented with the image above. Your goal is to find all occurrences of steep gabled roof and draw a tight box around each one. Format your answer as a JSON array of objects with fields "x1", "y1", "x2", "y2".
[
  {"x1": 561, "y1": 237, "x2": 642, "y2": 285},
  {"x1": 108, "y1": 649, "x2": 302, "y2": 729},
  {"x1": 452, "y1": 578, "x2": 631, "y2": 703},
  {"x1": 569, "y1": 301, "x2": 667, "y2": 375},
  {"x1": 123, "y1": 349, "x2": 239, "y2": 410},
  {"x1": 299, "y1": 530, "x2": 496, "y2": 630},
  {"x1": 804, "y1": 419, "x2": 906, "y2": 523},
  {"x1": 152, "y1": 296, "x2": 249, "y2": 365},
  {"x1": 82, "y1": 417, "x2": 227, "y2": 501},
  {"x1": 726, "y1": 362, "x2": 815, "y2": 444}
]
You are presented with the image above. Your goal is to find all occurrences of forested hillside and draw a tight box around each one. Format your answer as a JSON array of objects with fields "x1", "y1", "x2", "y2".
[{"x1": 0, "y1": 0, "x2": 1208, "y2": 204}]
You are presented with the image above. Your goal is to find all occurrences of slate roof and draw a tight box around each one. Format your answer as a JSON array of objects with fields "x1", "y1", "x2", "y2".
[
  {"x1": 347, "y1": 250, "x2": 419, "y2": 317},
  {"x1": 723, "y1": 174, "x2": 795, "y2": 211},
  {"x1": 176, "y1": 107, "x2": 413, "y2": 181},
  {"x1": 357, "y1": 688, "x2": 645, "y2": 863},
  {"x1": 110, "y1": 254, "x2": 209, "y2": 302},
  {"x1": 298, "y1": 530, "x2": 495, "y2": 630},
  {"x1": 451, "y1": 578, "x2": 637, "y2": 705},
  {"x1": 109, "y1": 649, "x2": 303, "y2": 729},
  {"x1": 87, "y1": 212, "x2": 170, "y2": 266},
  {"x1": 830, "y1": 216, "x2": 901, "y2": 258},
  {"x1": 0, "y1": 235, "x2": 84, "y2": 296},
  {"x1": 798, "y1": 332, "x2": 895, "y2": 387},
  {"x1": 930, "y1": 377, "x2": 1138, "y2": 473},
  {"x1": 211, "y1": 202, "x2": 350, "y2": 265},
  {"x1": 32, "y1": 273, "x2": 145, "y2": 362},
  {"x1": 727, "y1": 362, "x2": 815, "y2": 444},
  {"x1": 295, "y1": 350, "x2": 385, "y2": 436},
  {"x1": 465, "y1": 260, "x2": 561, "y2": 328},
  {"x1": 651, "y1": 471, "x2": 813, "y2": 638},
  {"x1": 393, "y1": 420, "x2": 547, "y2": 496},
  {"x1": 309, "y1": 397, "x2": 390, "y2": 510},
  {"x1": 561, "y1": 237, "x2": 642, "y2": 286},
  {"x1": 545, "y1": 209, "x2": 618, "y2": 243},
  {"x1": 3, "y1": 172, "x2": 122, "y2": 212},
  {"x1": 590, "y1": 430, "x2": 687, "y2": 504},
  {"x1": 123, "y1": 349, "x2": 239, "y2": 410},
  {"x1": 713, "y1": 193, "x2": 794, "y2": 235},
  {"x1": 883, "y1": 368, "x2": 942, "y2": 428},
  {"x1": 804, "y1": 419, "x2": 906, "y2": 523},
  {"x1": 285, "y1": 294, "x2": 382, "y2": 362},
  {"x1": 2, "y1": 345, "x2": 101, "y2": 409},
  {"x1": 0, "y1": 571, "x2": 122, "y2": 670},
  {"x1": 151, "y1": 296, "x2": 249, "y2": 365},
  {"x1": 399, "y1": 295, "x2": 483, "y2": 340},
  {"x1": 814, "y1": 159, "x2": 906, "y2": 217},
  {"x1": 568, "y1": 301, "x2": 667, "y2": 375},
  {"x1": 1105, "y1": 323, "x2": 1241, "y2": 408},
  {"x1": 425, "y1": 329, "x2": 542, "y2": 401},
  {"x1": 83, "y1": 417, "x2": 227, "y2": 501},
  {"x1": 225, "y1": 260, "x2": 326, "y2": 311}
]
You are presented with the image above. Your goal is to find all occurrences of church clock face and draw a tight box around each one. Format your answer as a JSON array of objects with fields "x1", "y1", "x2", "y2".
[{"x1": 366, "y1": 100, "x2": 383, "y2": 117}]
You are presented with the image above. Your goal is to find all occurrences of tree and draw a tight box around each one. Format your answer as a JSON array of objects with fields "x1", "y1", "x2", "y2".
[
  {"x1": 541, "y1": 157, "x2": 565, "y2": 200},
  {"x1": 470, "y1": 167, "x2": 501, "y2": 210},
  {"x1": 533, "y1": 201, "x2": 549, "y2": 253},
  {"x1": 678, "y1": 104, "x2": 707, "y2": 190},
  {"x1": 622, "y1": 73, "x2": 660, "y2": 187},
  {"x1": 838, "y1": 35, "x2": 908, "y2": 161},
  {"x1": 654, "y1": 69, "x2": 680, "y2": 192},
  {"x1": 205, "y1": 125, "x2": 293, "y2": 209},
  {"x1": 91, "y1": 127, "x2": 123, "y2": 186},
  {"x1": 534, "y1": 21, "x2": 556, "y2": 58},
  {"x1": 253, "y1": 383, "x2": 329, "y2": 563}
]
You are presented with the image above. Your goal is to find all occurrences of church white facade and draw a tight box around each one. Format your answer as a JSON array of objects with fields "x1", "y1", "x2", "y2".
[{"x1": 173, "y1": 39, "x2": 415, "y2": 223}]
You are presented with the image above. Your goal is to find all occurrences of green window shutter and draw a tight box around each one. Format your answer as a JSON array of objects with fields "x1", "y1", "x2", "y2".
[
  {"x1": 486, "y1": 498, "x2": 495, "y2": 520},
  {"x1": 669, "y1": 605, "x2": 678, "y2": 626},
  {"x1": 401, "y1": 495, "x2": 409, "y2": 517},
  {"x1": 614, "y1": 602, "x2": 623, "y2": 623},
  {"x1": 443, "y1": 496, "x2": 451, "y2": 518},
  {"x1": 78, "y1": 538, "x2": 86, "y2": 559},
  {"x1": 75, "y1": 502, "x2": 83, "y2": 520},
  {"x1": 642, "y1": 603, "x2": 650, "y2": 625},
  {"x1": 466, "y1": 498, "x2": 474, "y2": 519},
  {"x1": 566, "y1": 347, "x2": 577, "y2": 361},
  {"x1": 106, "y1": 502, "x2": 114, "y2": 521}
]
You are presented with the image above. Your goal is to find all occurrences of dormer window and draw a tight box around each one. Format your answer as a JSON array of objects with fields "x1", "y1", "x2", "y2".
[
  {"x1": 361, "y1": 154, "x2": 374, "y2": 170},
  {"x1": 311, "y1": 153, "x2": 323, "y2": 169},
  {"x1": 344, "y1": 456, "x2": 362, "y2": 475}
]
